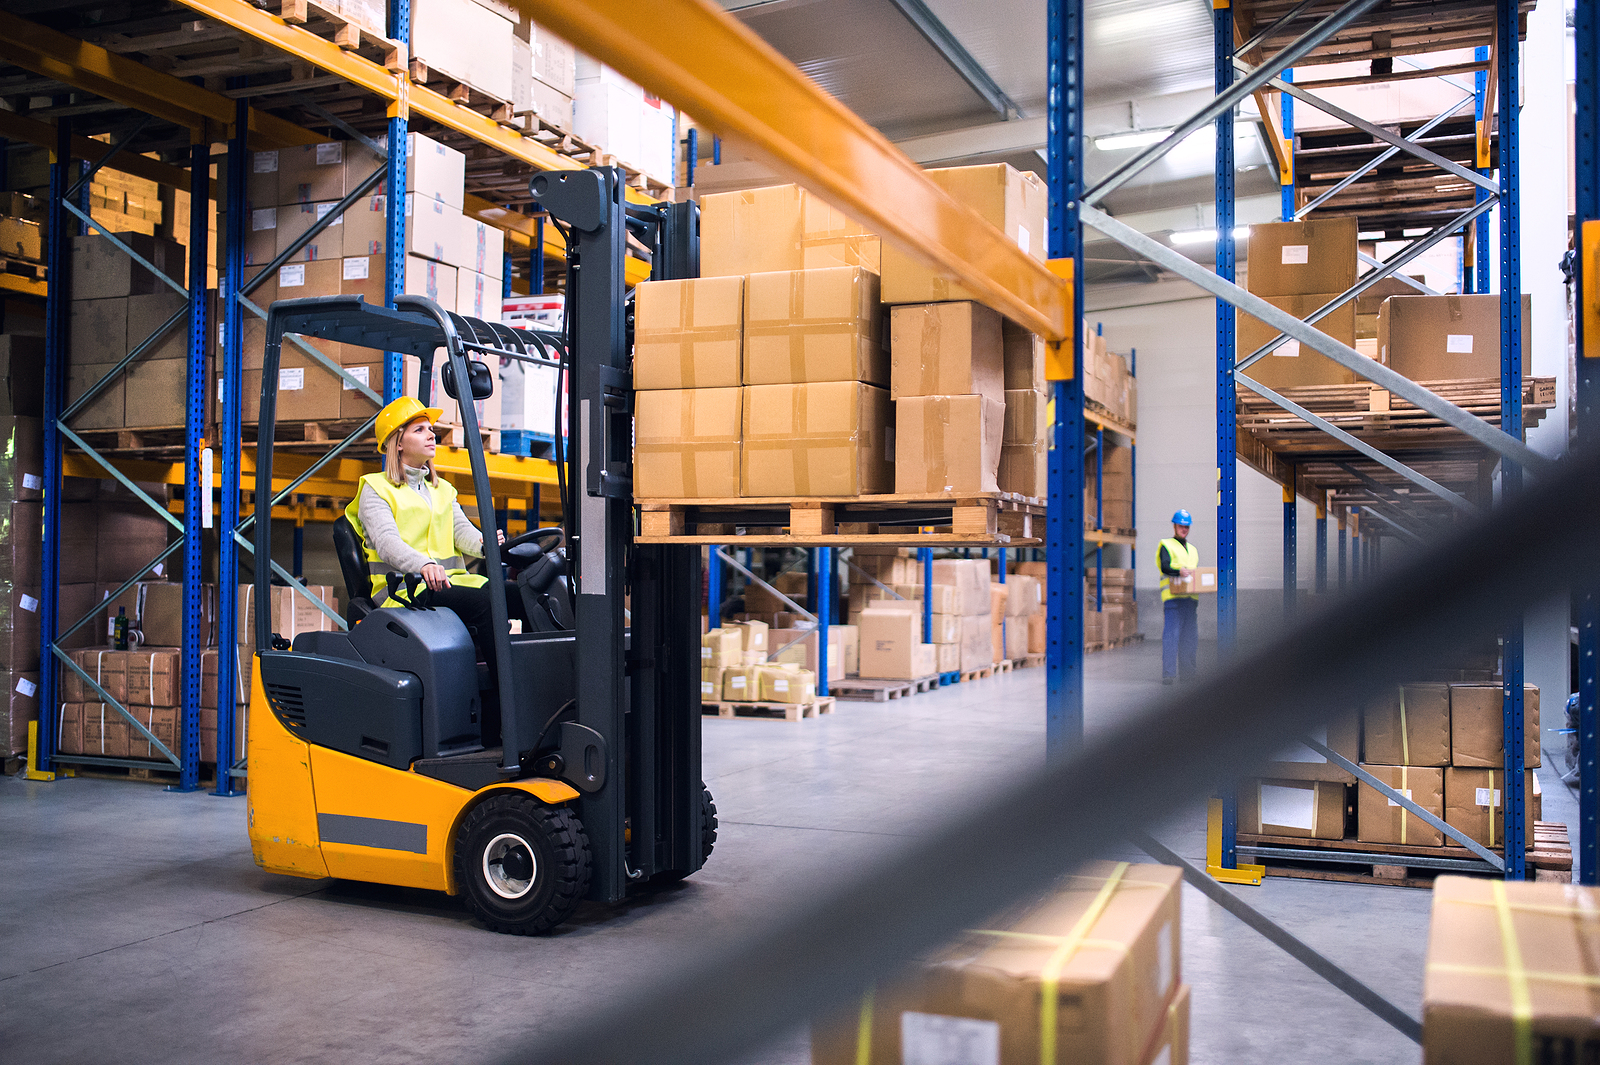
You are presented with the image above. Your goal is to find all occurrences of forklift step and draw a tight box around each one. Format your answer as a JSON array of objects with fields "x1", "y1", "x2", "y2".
[
  {"x1": 635, "y1": 492, "x2": 1044, "y2": 548},
  {"x1": 702, "y1": 696, "x2": 836, "y2": 722}
]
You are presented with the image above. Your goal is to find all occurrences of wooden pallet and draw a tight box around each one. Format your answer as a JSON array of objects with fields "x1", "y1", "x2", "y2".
[
  {"x1": 830, "y1": 675, "x2": 939, "y2": 701},
  {"x1": 994, "y1": 659, "x2": 1013, "y2": 673},
  {"x1": 637, "y1": 492, "x2": 1044, "y2": 547},
  {"x1": 959, "y1": 666, "x2": 995, "y2": 682},
  {"x1": 1238, "y1": 821, "x2": 1573, "y2": 888},
  {"x1": 69, "y1": 762, "x2": 218, "y2": 786},
  {"x1": 0, "y1": 254, "x2": 45, "y2": 282},
  {"x1": 1012, "y1": 654, "x2": 1045, "y2": 669},
  {"x1": 274, "y1": 0, "x2": 389, "y2": 51},
  {"x1": 703, "y1": 696, "x2": 836, "y2": 722}
]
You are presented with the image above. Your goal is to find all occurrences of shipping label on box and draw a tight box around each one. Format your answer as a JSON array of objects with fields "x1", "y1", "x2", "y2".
[
  {"x1": 894, "y1": 395, "x2": 1004, "y2": 495},
  {"x1": 743, "y1": 267, "x2": 886, "y2": 386},
  {"x1": 742, "y1": 381, "x2": 892, "y2": 497},
  {"x1": 633, "y1": 277, "x2": 743, "y2": 389}
]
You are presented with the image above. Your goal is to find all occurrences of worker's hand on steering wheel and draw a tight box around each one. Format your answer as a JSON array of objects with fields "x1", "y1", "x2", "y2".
[
  {"x1": 497, "y1": 529, "x2": 506, "y2": 546},
  {"x1": 421, "y1": 563, "x2": 451, "y2": 591}
]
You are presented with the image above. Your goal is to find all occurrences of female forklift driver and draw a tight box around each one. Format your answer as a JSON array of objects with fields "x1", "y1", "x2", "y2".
[{"x1": 344, "y1": 396, "x2": 508, "y2": 683}]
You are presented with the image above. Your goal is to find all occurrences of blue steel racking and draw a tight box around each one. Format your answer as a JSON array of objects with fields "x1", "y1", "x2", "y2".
[{"x1": 1577, "y1": 0, "x2": 1599, "y2": 887}]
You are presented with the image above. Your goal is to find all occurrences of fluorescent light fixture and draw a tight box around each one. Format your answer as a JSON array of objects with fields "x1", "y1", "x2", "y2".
[
  {"x1": 1094, "y1": 129, "x2": 1172, "y2": 152},
  {"x1": 1170, "y1": 226, "x2": 1251, "y2": 246}
]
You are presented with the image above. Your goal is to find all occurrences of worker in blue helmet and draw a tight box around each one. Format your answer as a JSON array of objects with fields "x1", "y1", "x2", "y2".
[{"x1": 1158, "y1": 509, "x2": 1200, "y2": 684}]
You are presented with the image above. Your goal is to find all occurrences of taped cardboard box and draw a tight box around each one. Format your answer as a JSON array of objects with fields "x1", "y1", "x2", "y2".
[
  {"x1": 70, "y1": 233, "x2": 185, "y2": 300},
  {"x1": 1236, "y1": 291, "x2": 1359, "y2": 389},
  {"x1": 3, "y1": 670, "x2": 37, "y2": 754},
  {"x1": 894, "y1": 394, "x2": 1004, "y2": 494},
  {"x1": 769, "y1": 626, "x2": 843, "y2": 682},
  {"x1": 1443, "y1": 768, "x2": 1535, "y2": 850},
  {"x1": 1245, "y1": 217, "x2": 1358, "y2": 297},
  {"x1": 1378, "y1": 294, "x2": 1531, "y2": 382},
  {"x1": 1003, "y1": 389, "x2": 1048, "y2": 446},
  {"x1": 701, "y1": 628, "x2": 743, "y2": 671},
  {"x1": 937, "y1": 641, "x2": 960, "y2": 671},
  {"x1": 959, "y1": 614, "x2": 992, "y2": 671},
  {"x1": 236, "y1": 583, "x2": 338, "y2": 645},
  {"x1": 857, "y1": 607, "x2": 935, "y2": 679},
  {"x1": 888, "y1": 584, "x2": 958, "y2": 615},
  {"x1": 851, "y1": 554, "x2": 910, "y2": 584},
  {"x1": 1238, "y1": 778, "x2": 1347, "y2": 839},
  {"x1": 1005, "y1": 574, "x2": 1041, "y2": 616},
  {"x1": 730, "y1": 619, "x2": 768, "y2": 653},
  {"x1": 1357, "y1": 764, "x2": 1445, "y2": 847},
  {"x1": 889, "y1": 302, "x2": 1004, "y2": 403},
  {"x1": 1424, "y1": 876, "x2": 1600, "y2": 1065},
  {"x1": 757, "y1": 664, "x2": 815, "y2": 703},
  {"x1": 633, "y1": 276, "x2": 743, "y2": 389},
  {"x1": 812, "y1": 860, "x2": 1182, "y2": 1065},
  {"x1": 1027, "y1": 612, "x2": 1046, "y2": 654},
  {"x1": 634, "y1": 387, "x2": 742, "y2": 499},
  {"x1": 1258, "y1": 713, "x2": 1362, "y2": 783},
  {"x1": 929, "y1": 559, "x2": 990, "y2": 615},
  {"x1": 881, "y1": 164, "x2": 1047, "y2": 304},
  {"x1": 1002, "y1": 320, "x2": 1045, "y2": 392},
  {"x1": 700, "y1": 184, "x2": 878, "y2": 279},
  {"x1": 1165, "y1": 567, "x2": 1217, "y2": 595},
  {"x1": 1361, "y1": 682, "x2": 1451, "y2": 767},
  {"x1": 124, "y1": 704, "x2": 178, "y2": 761},
  {"x1": 741, "y1": 381, "x2": 892, "y2": 497},
  {"x1": 124, "y1": 648, "x2": 181, "y2": 707},
  {"x1": 743, "y1": 267, "x2": 886, "y2": 386},
  {"x1": 79, "y1": 701, "x2": 131, "y2": 759},
  {"x1": 1000, "y1": 441, "x2": 1047, "y2": 499},
  {"x1": 1450, "y1": 683, "x2": 1540, "y2": 769},
  {"x1": 926, "y1": 613, "x2": 959, "y2": 644}
]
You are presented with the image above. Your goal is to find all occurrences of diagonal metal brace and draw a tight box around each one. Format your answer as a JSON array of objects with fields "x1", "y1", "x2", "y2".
[
  {"x1": 51, "y1": 645, "x2": 180, "y2": 767},
  {"x1": 1081, "y1": 203, "x2": 1551, "y2": 477},
  {"x1": 716, "y1": 547, "x2": 814, "y2": 622},
  {"x1": 1356, "y1": 504, "x2": 1428, "y2": 546}
]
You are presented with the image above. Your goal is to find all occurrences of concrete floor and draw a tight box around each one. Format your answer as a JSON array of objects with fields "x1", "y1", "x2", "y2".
[{"x1": 0, "y1": 637, "x2": 1579, "y2": 1065}]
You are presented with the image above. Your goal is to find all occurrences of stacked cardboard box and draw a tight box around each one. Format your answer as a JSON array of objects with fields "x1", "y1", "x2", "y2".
[
  {"x1": 844, "y1": 548, "x2": 913, "y2": 620},
  {"x1": 1085, "y1": 439, "x2": 1133, "y2": 532},
  {"x1": 1084, "y1": 567, "x2": 1137, "y2": 649},
  {"x1": 856, "y1": 604, "x2": 937, "y2": 680},
  {"x1": 634, "y1": 185, "x2": 890, "y2": 499},
  {"x1": 573, "y1": 59, "x2": 677, "y2": 188},
  {"x1": 813, "y1": 861, "x2": 1188, "y2": 1065},
  {"x1": 412, "y1": 0, "x2": 517, "y2": 105},
  {"x1": 700, "y1": 625, "x2": 816, "y2": 704},
  {"x1": 931, "y1": 558, "x2": 992, "y2": 672},
  {"x1": 890, "y1": 301, "x2": 1004, "y2": 494},
  {"x1": 86, "y1": 160, "x2": 163, "y2": 238},
  {"x1": 881, "y1": 164, "x2": 1046, "y2": 304},
  {"x1": 1240, "y1": 217, "x2": 1359, "y2": 389},
  {"x1": 1377, "y1": 294, "x2": 1532, "y2": 382},
  {"x1": 769, "y1": 622, "x2": 856, "y2": 684},
  {"x1": 1000, "y1": 320, "x2": 1048, "y2": 498},
  {"x1": 1082, "y1": 326, "x2": 1137, "y2": 426},
  {"x1": 515, "y1": 21, "x2": 576, "y2": 134},
  {"x1": 989, "y1": 573, "x2": 1039, "y2": 662},
  {"x1": 1349, "y1": 681, "x2": 1540, "y2": 851}
]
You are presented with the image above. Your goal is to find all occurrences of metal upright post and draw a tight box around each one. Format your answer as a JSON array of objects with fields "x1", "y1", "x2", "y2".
[
  {"x1": 1283, "y1": 485, "x2": 1296, "y2": 619},
  {"x1": 384, "y1": 0, "x2": 411, "y2": 403},
  {"x1": 1337, "y1": 511, "x2": 1347, "y2": 589},
  {"x1": 34, "y1": 119, "x2": 70, "y2": 774},
  {"x1": 920, "y1": 546, "x2": 933, "y2": 646},
  {"x1": 1281, "y1": 69, "x2": 1295, "y2": 221},
  {"x1": 806, "y1": 548, "x2": 818, "y2": 616},
  {"x1": 532, "y1": 215, "x2": 545, "y2": 294},
  {"x1": 175, "y1": 134, "x2": 209, "y2": 793},
  {"x1": 1045, "y1": 0, "x2": 1086, "y2": 755},
  {"x1": 1473, "y1": 45, "x2": 1492, "y2": 294},
  {"x1": 1497, "y1": 0, "x2": 1526, "y2": 878},
  {"x1": 816, "y1": 546, "x2": 832, "y2": 697},
  {"x1": 707, "y1": 544, "x2": 723, "y2": 625},
  {"x1": 213, "y1": 96, "x2": 247, "y2": 796},
  {"x1": 998, "y1": 547, "x2": 1008, "y2": 662},
  {"x1": 1351, "y1": 508, "x2": 1362, "y2": 584},
  {"x1": 1314, "y1": 503, "x2": 1327, "y2": 595},
  {"x1": 1215, "y1": 0, "x2": 1239, "y2": 868},
  {"x1": 503, "y1": 251, "x2": 513, "y2": 299},
  {"x1": 686, "y1": 128, "x2": 698, "y2": 189},
  {"x1": 1095, "y1": 425, "x2": 1104, "y2": 611},
  {"x1": 1574, "y1": 0, "x2": 1598, "y2": 886},
  {"x1": 292, "y1": 521, "x2": 304, "y2": 577}
]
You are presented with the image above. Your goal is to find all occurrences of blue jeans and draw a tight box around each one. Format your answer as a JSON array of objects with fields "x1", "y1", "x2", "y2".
[{"x1": 1162, "y1": 597, "x2": 1198, "y2": 679}]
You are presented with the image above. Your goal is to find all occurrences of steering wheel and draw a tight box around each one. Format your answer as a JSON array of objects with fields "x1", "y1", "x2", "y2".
[{"x1": 504, "y1": 526, "x2": 565, "y2": 553}]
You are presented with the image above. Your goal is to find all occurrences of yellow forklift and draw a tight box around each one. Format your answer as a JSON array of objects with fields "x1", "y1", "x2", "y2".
[{"x1": 246, "y1": 168, "x2": 713, "y2": 933}]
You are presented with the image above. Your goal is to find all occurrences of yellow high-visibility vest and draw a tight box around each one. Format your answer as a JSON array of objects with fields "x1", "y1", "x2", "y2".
[
  {"x1": 1158, "y1": 537, "x2": 1199, "y2": 602},
  {"x1": 344, "y1": 472, "x2": 486, "y2": 606}
]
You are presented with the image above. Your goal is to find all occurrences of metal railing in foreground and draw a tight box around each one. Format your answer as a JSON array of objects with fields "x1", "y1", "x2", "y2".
[{"x1": 492, "y1": 442, "x2": 1600, "y2": 1065}]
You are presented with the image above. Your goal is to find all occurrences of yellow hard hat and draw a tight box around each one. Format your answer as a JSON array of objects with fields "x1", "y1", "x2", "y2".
[{"x1": 376, "y1": 396, "x2": 444, "y2": 449}]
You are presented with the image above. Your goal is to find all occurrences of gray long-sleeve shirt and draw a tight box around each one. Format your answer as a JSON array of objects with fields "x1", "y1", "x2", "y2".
[{"x1": 358, "y1": 465, "x2": 484, "y2": 574}]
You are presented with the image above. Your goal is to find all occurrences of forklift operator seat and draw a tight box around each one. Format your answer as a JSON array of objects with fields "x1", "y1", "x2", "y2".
[{"x1": 332, "y1": 515, "x2": 377, "y2": 625}]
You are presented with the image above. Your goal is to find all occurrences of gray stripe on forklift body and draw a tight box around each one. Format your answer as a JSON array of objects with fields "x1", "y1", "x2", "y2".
[{"x1": 317, "y1": 813, "x2": 428, "y2": 854}]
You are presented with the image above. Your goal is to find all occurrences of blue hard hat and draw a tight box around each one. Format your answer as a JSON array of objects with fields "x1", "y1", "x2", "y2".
[{"x1": 1172, "y1": 509, "x2": 1193, "y2": 526}]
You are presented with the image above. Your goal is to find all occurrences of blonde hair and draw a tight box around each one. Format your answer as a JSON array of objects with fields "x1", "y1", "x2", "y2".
[{"x1": 383, "y1": 418, "x2": 440, "y2": 487}]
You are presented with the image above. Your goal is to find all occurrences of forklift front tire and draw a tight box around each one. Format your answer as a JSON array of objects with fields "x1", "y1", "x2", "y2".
[{"x1": 455, "y1": 794, "x2": 591, "y2": 935}]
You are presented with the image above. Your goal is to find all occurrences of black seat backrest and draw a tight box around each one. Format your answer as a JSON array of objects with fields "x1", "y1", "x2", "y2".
[{"x1": 332, "y1": 515, "x2": 376, "y2": 624}]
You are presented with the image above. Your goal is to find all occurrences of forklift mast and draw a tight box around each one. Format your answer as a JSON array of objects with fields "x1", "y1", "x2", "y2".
[{"x1": 533, "y1": 168, "x2": 704, "y2": 902}]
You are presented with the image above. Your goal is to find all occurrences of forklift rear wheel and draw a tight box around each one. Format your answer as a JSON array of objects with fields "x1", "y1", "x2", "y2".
[{"x1": 455, "y1": 794, "x2": 591, "y2": 934}]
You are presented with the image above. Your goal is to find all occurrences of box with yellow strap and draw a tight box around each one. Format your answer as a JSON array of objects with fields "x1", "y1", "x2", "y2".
[
  {"x1": 1424, "y1": 876, "x2": 1600, "y2": 1064},
  {"x1": 812, "y1": 861, "x2": 1186, "y2": 1065}
]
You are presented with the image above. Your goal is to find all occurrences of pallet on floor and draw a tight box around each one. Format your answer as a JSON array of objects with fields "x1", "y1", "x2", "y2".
[
  {"x1": 937, "y1": 670, "x2": 961, "y2": 686},
  {"x1": 1237, "y1": 821, "x2": 1572, "y2": 887},
  {"x1": 959, "y1": 665, "x2": 995, "y2": 682},
  {"x1": 636, "y1": 492, "x2": 1043, "y2": 548},
  {"x1": 702, "y1": 696, "x2": 835, "y2": 722},
  {"x1": 1011, "y1": 654, "x2": 1045, "y2": 668},
  {"x1": 830, "y1": 675, "x2": 938, "y2": 701}
]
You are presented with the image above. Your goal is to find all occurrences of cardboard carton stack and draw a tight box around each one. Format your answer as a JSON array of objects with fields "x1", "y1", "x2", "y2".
[
  {"x1": 856, "y1": 604, "x2": 937, "y2": 680},
  {"x1": 1240, "y1": 217, "x2": 1359, "y2": 389},
  {"x1": 86, "y1": 159, "x2": 163, "y2": 238},
  {"x1": 0, "y1": 191, "x2": 44, "y2": 271},
  {"x1": 812, "y1": 861, "x2": 1189, "y2": 1065},
  {"x1": 572, "y1": 59, "x2": 678, "y2": 188},
  {"x1": 411, "y1": 0, "x2": 518, "y2": 107},
  {"x1": 1085, "y1": 438, "x2": 1133, "y2": 532},
  {"x1": 700, "y1": 625, "x2": 817, "y2": 705},
  {"x1": 1377, "y1": 293, "x2": 1532, "y2": 383},
  {"x1": 844, "y1": 548, "x2": 913, "y2": 620},
  {"x1": 1082, "y1": 327, "x2": 1138, "y2": 427},
  {"x1": 1000, "y1": 320, "x2": 1049, "y2": 498},
  {"x1": 515, "y1": 21, "x2": 576, "y2": 134},
  {"x1": 1084, "y1": 567, "x2": 1137, "y2": 648},
  {"x1": 932, "y1": 558, "x2": 992, "y2": 672},
  {"x1": 991, "y1": 573, "x2": 1039, "y2": 662},
  {"x1": 769, "y1": 621, "x2": 856, "y2": 684},
  {"x1": 0, "y1": 484, "x2": 40, "y2": 755},
  {"x1": 633, "y1": 184, "x2": 890, "y2": 499}
]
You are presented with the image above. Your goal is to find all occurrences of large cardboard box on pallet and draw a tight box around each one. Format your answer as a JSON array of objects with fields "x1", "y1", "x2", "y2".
[
  {"x1": 1236, "y1": 291, "x2": 1359, "y2": 389},
  {"x1": 385, "y1": 131, "x2": 467, "y2": 210},
  {"x1": 741, "y1": 381, "x2": 892, "y2": 496},
  {"x1": 1424, "y1": 877, "x2": 1600, "y2": 1064},
  {"x1": 743, "y1": 267, "x2": 885, "y2": 386},
  {"x1": 411, "y1": 0, "x2": 516, "y2": 104},
  {"x1": 889, "y1": 301, "x2": 1005, "y2": 404},
  {"x1": 1378, "y1": 294, "x2": 1532, "y2": 382},
  {"x1": 1443, "y1": 767, "x2": 1535, "y2": 851},
  {"x1": 1238, "y1": 777, "x2": 1347, "y2": 839},
  {"x1": 929, "y1": 559, "x2": 990, "y2": 616},
  {"x1": 70, "y1": 233, "x2": 185, "y2": 300},
  {"x1": 1361, "y1": 682, "x2": 1451, "y2": 767},
  {"x1": 1245, "y1": 217, "x2": 1358, "y2": 297},
  {"x1": 811, "y1": 861, "x2": 1184, "y2": 1065},
  {"x1": 1357, "y1": 764, "x2": 1446, "y2": 847},
  {"x1": 894, "y1": 395, "x2": 1004, "y2": 494},
  {"x1": 1450, "y1": 683, "x2": 1540, "y2": 768},
  {"x1": 634, "y1": 276, "x2": 744, "y2": 389},
  {"x1": 1000, "y1": 440, "x2": 1047, "y2": 499},
  {"x1": 881, "y1": 164, "x2": 1047, "y2": 304},
  {"x1": 1002, "y1": 320, "x2": 1046, "y2": 392},
  {"x1": 700, "y1": 184, "x2": 878, "y2": 279},
  {"x1": 1259, "y1": 713, "x2": 1362, "y2": 784},
  {"x1": 3, "y1": 669, "x2": 37, "y2": 755},
  {"x1": 857, "y1": 607, "x2": 935, "y2": 679},
  {"x1": 634, "y1": 387, "x2": 742, "y2": 499}
]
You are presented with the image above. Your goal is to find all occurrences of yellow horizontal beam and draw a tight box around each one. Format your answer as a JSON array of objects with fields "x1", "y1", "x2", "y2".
[
  {"x1": 0, "y1": 273, "x2": 46, "y2": 300},
  {"x1": 516, "y1": 0, "x2": 1069, "y2": 341},
  {"x1": 0, "y1": 11, "x2": 315, "y2": 150}
]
